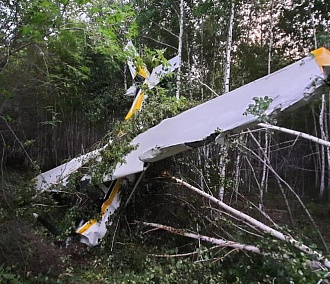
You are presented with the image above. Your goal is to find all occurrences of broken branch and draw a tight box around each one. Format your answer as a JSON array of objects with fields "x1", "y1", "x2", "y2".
[
  {"x1": 138, "y1": 221, "x2": 261, "y2": 254},
  {"x1": 169, "y1": 175, "x2": 330, "y2": 269}
]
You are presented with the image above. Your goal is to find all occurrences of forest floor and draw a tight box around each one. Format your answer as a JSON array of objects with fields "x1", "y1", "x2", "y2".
[{"x1": 1, "y1": 169, "x2": 330, "y2": 283}]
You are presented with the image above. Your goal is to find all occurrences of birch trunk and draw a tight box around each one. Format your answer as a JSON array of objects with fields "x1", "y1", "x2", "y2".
[
  {"x1": 175, "y1": 0, "x2": 184, "y2": 100},
  {"x1": 267, "y1": 0, "x2": 274, "y2": 75},
  {"x1": 324, "y1": 97, "x2": 330, "y2": 191},
  {"x1": 310, "y1": 2, "x2": 318, "y2": 50},
  {"x1": 186, "y1": 36, "x2": 192, "y2": 99},
  {"x1": 224, "y1": 1, "x2": 235, "y2": 94},
  {"x1": 320, "y1": 95, "x2": 326, "y2": 197},
  {"x1": 220, "y1": 3, "x2": 235, "y2": 200},
  {"x1": 170, "y1": 175, "x2": 330, "y2": 269},
  {"x1": 217, "y1": 144, "x2": 227, "y2": 202},
  {"x1": 233, "y1": 145, "x2": 241, "y2": 203},
  {"x1": 139, "y1": 221, "x2": 261, "y2": 254},
  {"x1": 262, "y1": 0, "x2": 274, "y2": 199},
  {"x1": 312, "y1": 106, "x2": 320, "y2": 189},
  {"x1": 260, "y1": 130, "x2": 269, "y2": 210},
  {"x1": 258, "y1": 123, "x2": 330, "y2": 148}
]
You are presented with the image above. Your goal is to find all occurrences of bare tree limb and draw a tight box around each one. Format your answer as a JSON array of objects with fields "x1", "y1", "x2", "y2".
[
  {"x1": 138, "y1": 221, "x2": 261, "y2": 254},
  {"x1": 169, "y1": 175, "x2": 330, "y2": 269},
  {"x1": 141, "y1": 36, "x2": 178, "y2": 51},
  {"x1": 258, "y1": 123, "x2": 330, "y2": 148},
  {"x1": 151, "y1": 21, "x2": 179, "y2": 39},
  {"x1": 241, "y1": 137, "x2": 329, "y2": 254}
]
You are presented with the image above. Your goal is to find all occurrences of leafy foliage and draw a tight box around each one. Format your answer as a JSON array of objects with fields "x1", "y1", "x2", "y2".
[{"x1": 244, "y1": 96, "x2": 274, "y2": 122}]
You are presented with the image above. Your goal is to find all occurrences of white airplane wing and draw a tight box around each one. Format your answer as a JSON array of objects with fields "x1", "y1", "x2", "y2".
[
  {"x1": 111, "y1": 48, "x2": 330, "y2": 178},
  {"x1": 124, "y1": 84, "x2": 138, "y2": 96},
  {"x1": 125, "y1": 41, "x2": 150, "y2": 81},
  {"x1": 147, "y1": 55, "x2": 180, "y2": 89},
  {"x1": 35, "y1": 147, "x2": 104, "y2": 192},
  {"x1": 36, "y1": 48, "x2": 330, "y2": 195}
]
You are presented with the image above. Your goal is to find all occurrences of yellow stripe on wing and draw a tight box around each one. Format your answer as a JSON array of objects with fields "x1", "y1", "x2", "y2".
[
  {"x1": 76, "y1": 219, "x2": 97, "y2": 234},
  {"x1": 101, "y1": 178, "x2": 123, "y2": 215},
  {"x1": 125, "y1": 91, "x2": 144, "y2": 120}
]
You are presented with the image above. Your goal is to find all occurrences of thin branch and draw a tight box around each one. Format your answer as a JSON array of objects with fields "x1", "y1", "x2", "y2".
[
  {"x1": 138, "y1": 221, "x2": 261, "y2": 254},
  {"x1": 141, "y1": 36, "x2": 178, "y2": 51},
  {"x1": 196, "y1": 78, "x2": 220, "y2": 97},
  {"x1": 247, "y1": 130, "x2": 295, "y2": 229},
  {"x1": 169, "y1": 175, "x2": 330, "y2": 269},
  {"x1": 151, "y1": 21, "x2": 179, "y2": 39},
  {"x1": 149, "y1": 246, "x2": 219, "y2": 258},
  {"x1": 241, "y1": 138, "x2": 329, "y2": 254},
  {"x1": 258, "y1": 123, "x2": 330, "y2": 149}
]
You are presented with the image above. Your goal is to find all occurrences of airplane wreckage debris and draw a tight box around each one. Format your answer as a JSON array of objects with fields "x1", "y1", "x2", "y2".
[
  {"x1": 35, "y1": 41, "x2": 180, "y2": 246},
  {"x1": 34, "y1": 47, "x2": 330, "y2": 265}
]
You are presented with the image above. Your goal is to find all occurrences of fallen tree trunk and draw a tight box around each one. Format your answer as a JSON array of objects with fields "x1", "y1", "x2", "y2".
[
  {"x1": 169, "y1": 175, "x2": 330, "y2": 269},
  {"x1": 138, "y1": 221, "x2": 261, "y2": 254},
  {"x1": 258, "y1": 123, "x2": 330, "y2": 148}
]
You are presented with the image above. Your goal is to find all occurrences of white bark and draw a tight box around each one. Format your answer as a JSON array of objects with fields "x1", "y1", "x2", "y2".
[
  {"x1": 248, "y1": 130, "x2": 294, "y2": 228},
  {"x1": 139, "y1": 221, "x2": 261, "y2": 254},
  {"x1": 124, "y1": 64, "x2": 127, "y2": 90},
  {"x1": 258, "y1": 123, "x2": 330, "y2": 148},
  {"x1": 265, "y1": 0, "x2": 274, "y2": 200},
  {"x1": 217, "y1": 144, "x2": 228, "y2": 201},
  {"x1": 267, "y1": 0, "x2": 274, "y2": 75},
  {"x1": 310, "y1": 1, "x2": 318, "y2": 50},
  {"x1": 170, "y1": 175, "x2": 330, "y2": 269},
  {"x1": 312, "y1": 106, "x2": 320, "y2": 188},
  {"x1": 260, "y1": 130, "x2": 269, "y2": 210},
  {"x1": 241, "y1": 139, "x2": 329, "y2": 254},
  {"x1": 320, "y1": 95, "x2": 326, "y2": 196},
  {"x1": 175, "y1": 0, "x2": 184, "y2": 100},
  {"x1": 224, "y1": 1, "x2": 235, "y2": 94},
  {"x1": 233, "y1": 146, "x2": 241, "y2": 203}
]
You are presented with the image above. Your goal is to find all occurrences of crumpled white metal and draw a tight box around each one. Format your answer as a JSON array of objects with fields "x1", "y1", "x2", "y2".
[
  {"x1": 35, "y1": 53, "x2": 329, "y2": 192},
  {"x1": 112, "y1": 54, "x2": 329, "y2": 177}
]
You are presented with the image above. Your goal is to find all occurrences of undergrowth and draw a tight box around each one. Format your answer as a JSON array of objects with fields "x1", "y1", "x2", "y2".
[{"x1": 1, "y1": 169, "x2": 330, "y2": 283}]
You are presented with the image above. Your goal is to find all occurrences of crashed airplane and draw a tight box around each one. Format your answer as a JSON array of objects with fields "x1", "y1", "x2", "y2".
[{"x1": 35, "y1": 47, "x2": 330, "y2": 246}]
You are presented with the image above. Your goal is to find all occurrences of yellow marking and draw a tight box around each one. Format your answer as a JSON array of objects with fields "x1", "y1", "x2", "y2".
[
  {"x1": 76, "y1": 219, "x2": 97, "y2": 234},
  {"x1": 125, "y1": 92, "x2": 145, "y2": 120},
  {"x1": 76, "y1": 178, "x2": 123, "y2": 235},
  {"x1": 137, "y1": 66, "x2": 149, "y2": 79},
  {"x1": 311, "y1": 47, "x2": 330, "y2": 72},
  {"x1": 77, "y1": 61, "x2": 148, "y2": 237},
  {"x1": 101, "y1": 178, "x2": 123, "y2": 215}
]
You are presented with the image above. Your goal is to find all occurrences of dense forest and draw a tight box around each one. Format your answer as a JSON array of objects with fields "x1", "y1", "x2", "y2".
[{"x1": 1, "y1": 0, "x2": 330, "y2": 283}]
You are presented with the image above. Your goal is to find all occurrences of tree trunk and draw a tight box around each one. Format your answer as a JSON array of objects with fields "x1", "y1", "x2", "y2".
[
  {"x1": 170, "y1": 175, "x2": 330, "y2": 268},
  {"x1": 224, "y1": 1, "x2": 235, "y2": 94},
  {"x1": 320, "y1": 95, "x2": 326, "y2": 197},
  {"x1": 176, "y1": 0, "x2": 184, "y2": 100},
  {"x1": 267, "y1": 0, "x2": 274, "y2": 75},
  {"x1": 139, "y1": 221, "x2": 261, "y2": 254}
]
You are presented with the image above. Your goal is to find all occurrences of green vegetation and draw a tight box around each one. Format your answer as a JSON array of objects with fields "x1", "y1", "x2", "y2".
[
  {"x1": 1, "y1": 170, "x2": 330, "y2": 283},
  {"x1": 1, "y1": 0, "x2": 330, "y2": 283}
]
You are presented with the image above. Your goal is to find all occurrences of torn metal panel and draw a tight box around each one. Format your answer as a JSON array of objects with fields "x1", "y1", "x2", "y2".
[
  {"x1": 125, "y1": 84, "x2": 138, "y2": 97},
  {"x1": 36, "y1": 147, "x2": 104, "y2": 192},
  {"x1": 111, "y1": 48, "x2": 330, "y2": 175},
  {"x1": 35, "y1": 41, "x2": 181, "y2": 246},
  {"x1": 125, "y1": 41, "x2": 150, "y2": 81},
  {"x1": 147, "y1": 55, "x2": 180, "y2": 89},
  {"x1": 34, "y1": 47, "x2": 330, "y2": 247},
  {"x1": 78, "y1": 191, "x2": 121, "y2": 246}
]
